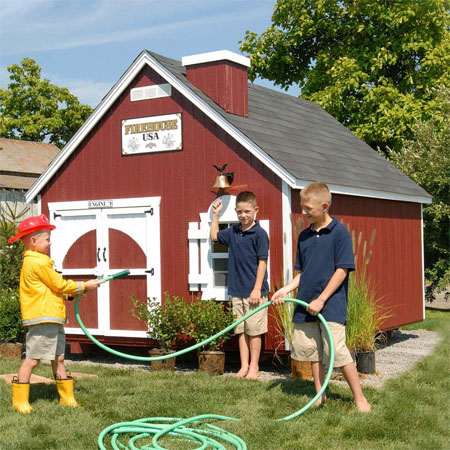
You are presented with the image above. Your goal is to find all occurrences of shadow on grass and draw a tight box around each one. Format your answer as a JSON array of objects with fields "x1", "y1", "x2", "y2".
[
  {"x1": 29, "y1": 383, "x2": 59, "y2": 404},
  {"x1": 265, "y1": 378, "x2": 344, "y2": 404}
]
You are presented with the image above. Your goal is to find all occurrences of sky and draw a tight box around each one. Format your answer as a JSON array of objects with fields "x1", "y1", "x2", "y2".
[{"x1": 0, "y1": 0, "x2": 300, "y2": 108}]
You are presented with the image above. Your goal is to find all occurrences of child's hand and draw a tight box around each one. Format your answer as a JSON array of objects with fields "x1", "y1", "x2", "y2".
[
  {"x1": 271, "y1": 288, "x2": 288, "y2": 305},
  {"x1": 84, "y1": 279, "x2": 102, "y2": 290},
  {"x1": 306, "y1": 298, "x2": 325, "y2": 316},
  {"x1": 249, "y1": 289, "x2": 262, "y2": 305},
  {"x1": 212, "y1": 199, "x2": 223, "y2": 215}
]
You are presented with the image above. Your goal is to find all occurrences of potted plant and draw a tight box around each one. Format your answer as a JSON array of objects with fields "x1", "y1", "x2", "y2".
[
  {"x1": 186, "y1": 298, "x2": 235, "y2": 375},
  {"x1": 272, "y1": 297, "x2": 312, "y2": 380},
  {"x1": 345, "y1": 228, "x2": 391, "y2": 373},
  {"x1": 130, "y1": 293, "x2": 187, "y2": 371}
]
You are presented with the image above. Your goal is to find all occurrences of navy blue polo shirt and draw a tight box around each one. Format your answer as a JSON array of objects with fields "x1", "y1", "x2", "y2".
[
  {"x1": 217, "y1": 222, "x2": 269, "y2": 298},
  {"x1": 293, "y1": 217, "x2": 355, "y2": 324}
]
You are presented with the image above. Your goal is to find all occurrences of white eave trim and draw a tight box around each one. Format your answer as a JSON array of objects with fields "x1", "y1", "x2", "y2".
[
  {"x1": 25, "y1": 50, "x2": 432, "y2": 206},
  {"x1": 293, "y1": 180, "x2": 432, "y2": 204}
]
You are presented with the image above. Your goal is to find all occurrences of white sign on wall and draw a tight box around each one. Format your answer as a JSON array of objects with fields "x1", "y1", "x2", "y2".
[{"x1": 122, "y1": 113, "x2": 182, "y2": 155}]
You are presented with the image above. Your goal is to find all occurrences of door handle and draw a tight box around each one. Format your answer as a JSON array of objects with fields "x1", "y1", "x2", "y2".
[
  {"x1": 103, "y1": 247, "x2": 107, "y2": 262},
  {"x1": 97, "y1": 248, "x2": 100, "y2": 262}
]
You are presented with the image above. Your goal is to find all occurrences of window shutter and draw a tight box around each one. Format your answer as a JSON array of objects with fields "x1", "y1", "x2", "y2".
[{"x1": 188, "y1": 221, "x2": 210, "y2": 291}]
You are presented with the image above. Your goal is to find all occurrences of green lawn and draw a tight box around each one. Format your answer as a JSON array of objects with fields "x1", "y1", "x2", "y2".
[{"x1": 1, "y1": 309, "x2": 449, "y2": 450}]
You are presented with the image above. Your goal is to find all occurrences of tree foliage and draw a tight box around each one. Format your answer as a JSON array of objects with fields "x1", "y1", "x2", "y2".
[
  {"x1": 0, "y1": 202, "x2": 27, "y2": 292},
  {"x1": 387, "y1": 88, "x2": 450, "y2": 300},
  {"x1": 240, "y1": 0, "x2": 450, "y2": 153},
  {"x1": 0, "y1": 58, "x2": 93, "y2": 148}
]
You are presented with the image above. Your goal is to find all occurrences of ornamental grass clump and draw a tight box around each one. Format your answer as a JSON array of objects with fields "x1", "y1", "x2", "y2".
[{"x1": 345, "y1": 227, "x2": 391, "y2": 353}]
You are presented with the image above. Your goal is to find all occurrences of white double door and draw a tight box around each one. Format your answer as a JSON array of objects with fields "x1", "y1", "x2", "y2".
[{"x1": 48, "y1": 197, "x2": 161, "y2": 337}]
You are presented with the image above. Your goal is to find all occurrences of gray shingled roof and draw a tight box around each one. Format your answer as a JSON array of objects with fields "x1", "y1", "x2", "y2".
[{"x1": 148, "y1": 51, "x2": 430, "y2": 199}]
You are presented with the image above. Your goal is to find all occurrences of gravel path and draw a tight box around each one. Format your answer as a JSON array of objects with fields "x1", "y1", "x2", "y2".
[
  {"x1": 66, "y1": 329, "x2": 440, "y2": 390},
  {"x1": 325, "y1": 329, "x2": 440, "y2": 389}
]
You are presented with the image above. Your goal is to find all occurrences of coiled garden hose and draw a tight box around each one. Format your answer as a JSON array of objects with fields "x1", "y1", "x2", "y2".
[{"x1": 75, "y1": 296, "x2": 334, "y2": 449}]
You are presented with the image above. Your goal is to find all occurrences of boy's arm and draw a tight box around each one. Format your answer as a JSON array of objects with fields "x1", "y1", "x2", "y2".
[
  {"x1": 249, "y1": 259, "x2": 267, "y2": 305},
  {"x1": 271, "y1": 273, "x2": 301, "y2": 305},
  {"x1": 306, "y1": 268, "x2": 348, "y2": 316},
  {"x1": 210, "y1": 199, "x2": 222, "y2": 241},
  {"x1": 39, "y1": 265, "x2": 101, "y2": 295}
]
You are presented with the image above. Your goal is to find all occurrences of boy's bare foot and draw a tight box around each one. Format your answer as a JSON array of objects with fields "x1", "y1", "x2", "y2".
[
  {"x1": 356, "y1": 397, "x2": 371, "y2": 413},
  {"x1": 245, "y1": 368, "x2": 259, "y2": 380},
  {"x1": 234, "y1": 367, "x2": 249, "y2": 378},
  {"x1": 313, "y1": 394, "x2": 327, "y2": 407}
]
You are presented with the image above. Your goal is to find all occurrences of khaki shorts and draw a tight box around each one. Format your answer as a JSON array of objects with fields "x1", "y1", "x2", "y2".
[
  {"x1": 291, "y1": 322, "x2": 353, "y2": 368},
  {"x1": 26, "y1": 323, "x2": 66, "y2": 360},
  {"x1": 232, "y1": 296, "x2": 268, "y2": 336}
]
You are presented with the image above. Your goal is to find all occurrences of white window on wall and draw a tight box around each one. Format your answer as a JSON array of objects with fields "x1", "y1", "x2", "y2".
[
  {"x1": 211, "y1": 223, "x2": 233, "y2": 289},
  {"x1": 188, "y1": 195, "x2": 269, "y2": 300}
]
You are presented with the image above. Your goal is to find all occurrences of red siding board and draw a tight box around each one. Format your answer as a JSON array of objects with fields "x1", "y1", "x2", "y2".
[
  {"x1": 291, "y1": 192, "x2": 423, "y2": 329},
  {"x1": 186, "y1": 61, "x2": 248, "y2": 116}
]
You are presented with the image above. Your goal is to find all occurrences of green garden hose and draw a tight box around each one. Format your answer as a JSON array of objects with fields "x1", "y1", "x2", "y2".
[
  {"x1": 75, "y1": 295, "x2": 334, "y2": 449},
  {"x1": 97, "y1": 269, "x2": 131, "y2": 282}
]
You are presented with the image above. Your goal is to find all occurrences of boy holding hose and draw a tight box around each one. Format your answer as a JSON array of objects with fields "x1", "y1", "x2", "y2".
[
  {"x1": 8, "y1": 214, "x2": 101, "y2": 413},
  {"x1": 272, "y1": 183, "x2": 371, "y2": 412}
]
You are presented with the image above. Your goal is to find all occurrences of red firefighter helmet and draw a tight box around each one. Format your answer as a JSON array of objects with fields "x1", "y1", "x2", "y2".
[{"x1": 8, "y1": 214, "x2": 56, "y2": 243}]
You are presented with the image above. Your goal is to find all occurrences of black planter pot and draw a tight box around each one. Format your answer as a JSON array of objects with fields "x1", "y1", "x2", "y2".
[{"x1": 356, "y1": 351, "x2": 376, "y2": 374}]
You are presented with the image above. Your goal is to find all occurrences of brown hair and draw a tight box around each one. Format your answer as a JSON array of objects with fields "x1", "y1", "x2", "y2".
[
  {"x1": 236, "y1": 191, "x2": 257, "y2": 207},
  {"x1": 300, "y1": 182, "x2": 332, "y2": 206}
]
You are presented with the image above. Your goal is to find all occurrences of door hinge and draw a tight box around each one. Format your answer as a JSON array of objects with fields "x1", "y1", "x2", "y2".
[
  {"x1": 145, "y1": 268, "x2": 155, "y2": 276},
  {"x1": 54, "y1": 213, "x2": 62, "y2": 220},
  {"x1": 144, "y1": 208, "x2": 153, "y2": 216}
]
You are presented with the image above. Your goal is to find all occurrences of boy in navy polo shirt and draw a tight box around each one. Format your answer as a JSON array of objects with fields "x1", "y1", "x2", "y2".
[
  {"x1": 273, "y1": 182, "x2": 371, "y2": 413},
  {"x1": 210, "y1": 191, "x2": 269, "y2": 380}
]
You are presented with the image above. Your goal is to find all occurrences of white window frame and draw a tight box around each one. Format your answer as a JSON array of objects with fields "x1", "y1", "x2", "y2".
[{"x1": 188, "y1": 195, "x2": 270, "y2": 300}]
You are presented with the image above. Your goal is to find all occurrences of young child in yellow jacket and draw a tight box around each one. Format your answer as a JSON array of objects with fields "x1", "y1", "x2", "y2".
[{"x1": 8, "y1": 214, "x2": 101, "y2": 413}]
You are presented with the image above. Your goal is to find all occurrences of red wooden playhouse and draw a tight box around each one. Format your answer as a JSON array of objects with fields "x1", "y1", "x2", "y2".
[{"x1": 25, "y1": 50, "x2": 431, "y2": 355}]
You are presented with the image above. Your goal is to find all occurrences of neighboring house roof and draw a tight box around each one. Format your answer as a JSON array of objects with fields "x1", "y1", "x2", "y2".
[
  {"x1": 0, "y1": 139, "x2": 60, "y2": 190},
  {"x1": 25, "y1": 50, "x2": 431, "y2": 204}
]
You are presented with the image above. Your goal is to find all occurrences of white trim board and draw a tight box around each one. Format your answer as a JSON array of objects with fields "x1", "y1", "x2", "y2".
[{"x1": 182, "y1": 50, "x2": 250, "y2": 68}]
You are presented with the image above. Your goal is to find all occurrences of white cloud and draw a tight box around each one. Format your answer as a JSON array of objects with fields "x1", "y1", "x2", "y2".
[{"x1": 0, "y1": 0, "x2": 271, "y2": 56}]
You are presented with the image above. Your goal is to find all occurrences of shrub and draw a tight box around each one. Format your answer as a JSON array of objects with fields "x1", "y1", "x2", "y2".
[
  {"x1": 130, "y1": 292, "x2": 188, "y2": 352},
  {"x1": 186, "y1": 299, "x2": 235, "y2": 351},
  {"x1": 0, "y1": 288, "x2": 25, "y2": 343},
  {"x1": 0, "y1": 203, "x2": 27, "y2": 343},
  {"x1": 0, "y1": 202, "x2": 27, "y2": 291}
]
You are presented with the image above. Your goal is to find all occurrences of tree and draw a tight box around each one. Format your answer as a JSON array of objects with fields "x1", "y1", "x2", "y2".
[
  {"x1": 240, "y1": 0, "x2": 450, "y2": 153},
  {"x1": 387, "y1": 88, "x2": 450, "y2": 301},
  {"x1": 0, "y1": 58, "x2": 93, "y2": 148}
]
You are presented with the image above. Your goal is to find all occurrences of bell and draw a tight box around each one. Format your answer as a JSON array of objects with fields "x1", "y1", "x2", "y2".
[{"x1": 212, "y1": 175, "x2": 231, "y2": 189}]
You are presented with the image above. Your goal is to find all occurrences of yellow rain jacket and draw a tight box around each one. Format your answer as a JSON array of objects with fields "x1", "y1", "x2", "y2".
[{"x1": 19, "y1": 250, "x2": 85, "y2": 326}]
